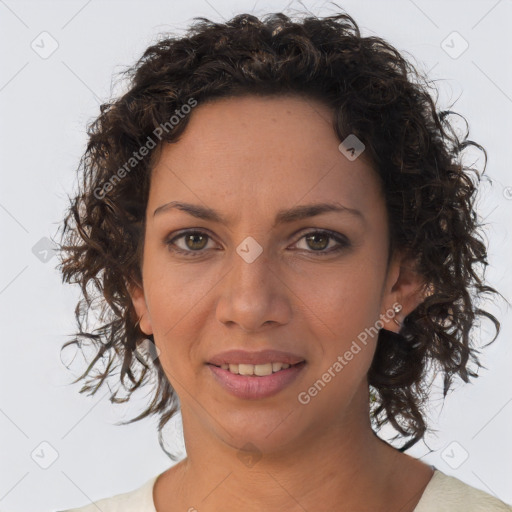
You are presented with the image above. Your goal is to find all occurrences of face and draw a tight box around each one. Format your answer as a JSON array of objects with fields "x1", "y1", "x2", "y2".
[{"x1": 130, "y1": 94, "x2": 421, "y2": 455}]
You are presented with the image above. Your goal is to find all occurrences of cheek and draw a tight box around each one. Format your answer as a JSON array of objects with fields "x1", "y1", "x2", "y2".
[
  {"x1": 297, "y1": 269, "x2": 383, "y2": 412},
  {"x1": 306, "y1": 256, "x2": 385, "y2": 335},
  {"x1": 300, "y1": 254, "x2": 386, "y2": 381},
  {"x1": 144, "y1": 237, "x2": 220, "y2": 324},
  {"x1": 141, "y1": 259, "x2": 210, "y2": 374}
]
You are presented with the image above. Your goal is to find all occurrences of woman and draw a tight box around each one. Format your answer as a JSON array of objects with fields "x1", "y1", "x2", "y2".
[{"x1": 56, "y1": 9, "x2": 511, "y2": 512}]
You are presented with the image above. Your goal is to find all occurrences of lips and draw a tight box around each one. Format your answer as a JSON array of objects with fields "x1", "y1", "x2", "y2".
[
  {"x1": 208, "y1": 361, "x2": 307, "y2": 399},
  {"x1": 207, "y1": 349, "x2": 306, "y2": 367},
  {"x1": 206, "y1": 349, "x2": 307, "y2": 399}
]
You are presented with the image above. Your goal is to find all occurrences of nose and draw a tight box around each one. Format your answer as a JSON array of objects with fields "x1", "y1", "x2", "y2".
[{"x1": 215, "y1": 242, "x2": 292, "y2": 332}]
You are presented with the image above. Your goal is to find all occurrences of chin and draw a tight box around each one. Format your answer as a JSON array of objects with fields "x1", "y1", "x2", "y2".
[{"x1": 211, "y1": 404, "x2": 308, "y2": 455}]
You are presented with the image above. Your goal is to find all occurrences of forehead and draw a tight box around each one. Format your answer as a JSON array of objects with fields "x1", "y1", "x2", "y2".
[{"x1": 148, "y1": 94, "x2": 383, "y2": 222}]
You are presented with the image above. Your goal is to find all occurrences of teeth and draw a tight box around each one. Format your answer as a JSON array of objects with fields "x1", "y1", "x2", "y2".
[
  {"x1": 219, "y1": 362, "x2": 294, "y2": 376},
  {"x1": 239, "y1": 363, "x2": 257, "y2": 376},
  {"x1": 254, "y1": 363, "x2": 273, "y2": 376},
  {"x1": 272, "y1": 362, "x2": 283, "y2": 372}
]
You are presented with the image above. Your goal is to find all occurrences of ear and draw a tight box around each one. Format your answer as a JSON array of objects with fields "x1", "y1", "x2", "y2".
[
  {"x1": 126, "y1": 277, "x2": 153, "y2": 336},
  {"x1": 380, "y1": 250, "x2": 428, "y2": 333}
]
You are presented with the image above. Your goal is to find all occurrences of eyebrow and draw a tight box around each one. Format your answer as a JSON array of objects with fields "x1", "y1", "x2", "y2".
[{"x1": 153, "y1": 200, "x2": 365, "y2": 227}]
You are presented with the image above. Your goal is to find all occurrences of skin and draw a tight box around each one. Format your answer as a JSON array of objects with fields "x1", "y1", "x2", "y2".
[{"x1": 129, "y1": 95, "x2": 434, "y2": 512}]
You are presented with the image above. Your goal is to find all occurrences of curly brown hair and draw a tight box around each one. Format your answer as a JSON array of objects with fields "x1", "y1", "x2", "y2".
[{"x1": 56, "y1": 8, "x2": 504, "y2": 458}]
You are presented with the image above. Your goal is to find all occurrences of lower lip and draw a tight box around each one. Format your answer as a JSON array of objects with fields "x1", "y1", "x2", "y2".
[{"x1": 207, "y1": 362, "x2": 306, "y2": 400}]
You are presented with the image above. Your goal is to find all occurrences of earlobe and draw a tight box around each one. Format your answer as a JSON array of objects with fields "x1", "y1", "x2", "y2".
[
  {"x1": 381, "y1": 252, "x2": 428, "y2": 332},
  {"x1": 390, "y1": 302, "x2": 403, "y2": 329},
  {"x1": 126, "y1": 278, "x2": 154, "y2": 336}
]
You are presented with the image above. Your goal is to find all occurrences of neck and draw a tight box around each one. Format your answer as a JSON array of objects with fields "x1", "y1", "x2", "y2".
[{"x1": 154, "y1": 387, "x2": 432, "y2": 512}]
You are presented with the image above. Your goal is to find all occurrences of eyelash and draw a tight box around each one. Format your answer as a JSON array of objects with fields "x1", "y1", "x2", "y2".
[{"x1": 165, "y1": 229, "x2": 350, "y2": 258}]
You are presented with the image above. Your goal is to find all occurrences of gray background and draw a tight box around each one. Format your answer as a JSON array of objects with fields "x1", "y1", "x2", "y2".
[{"x1": 0, "y1": 0, "x2": 511, "y2": 510}]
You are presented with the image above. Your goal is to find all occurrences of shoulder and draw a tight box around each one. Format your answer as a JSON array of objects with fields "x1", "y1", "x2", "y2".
[
  {"x1": 414, "y1": 470, "x2": 512, "y2": 512},
  {"x1": 57, "y1": 475, "x2": 160, "y2": 512}
]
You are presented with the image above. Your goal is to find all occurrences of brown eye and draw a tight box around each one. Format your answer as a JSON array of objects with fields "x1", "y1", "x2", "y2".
[
  {"x1": 305, "y1": 232, "x2": 330, "y2": 251},
  {"x1": 183, "y1": 232, "x2": 208, "y2": 250},
  {"x1": 166, "y1": 230, "x2": 215, "y2": 256},
  {"x1": 293, "y1": 230, "x2": 350, "y2": 255}
]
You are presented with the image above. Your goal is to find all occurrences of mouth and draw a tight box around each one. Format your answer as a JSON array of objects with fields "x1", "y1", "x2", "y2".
[
  {"x1": 206, "y1": 349, "x2": 307, "y2": 399},
  {"x1": 206, "y1": 361, "x2": 307, "y2": 400}
]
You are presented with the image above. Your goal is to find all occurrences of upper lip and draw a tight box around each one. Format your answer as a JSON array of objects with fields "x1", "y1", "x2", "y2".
[{"x1": 207, "y1": 349, "x2": 305, "y2": 366}]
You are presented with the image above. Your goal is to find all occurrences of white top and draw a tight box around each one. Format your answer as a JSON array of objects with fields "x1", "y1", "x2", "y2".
[{"x1": 58, "y1": 469, "x2": 512, "y2": 511}]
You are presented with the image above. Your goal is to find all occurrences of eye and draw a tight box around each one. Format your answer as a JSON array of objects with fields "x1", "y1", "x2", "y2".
[
  {"x1": 165, "y1": 230, "x2": 219, "y2": 257},
  {"x1": 292, "y1": 230, "x2": 350, "y2": 255}
]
